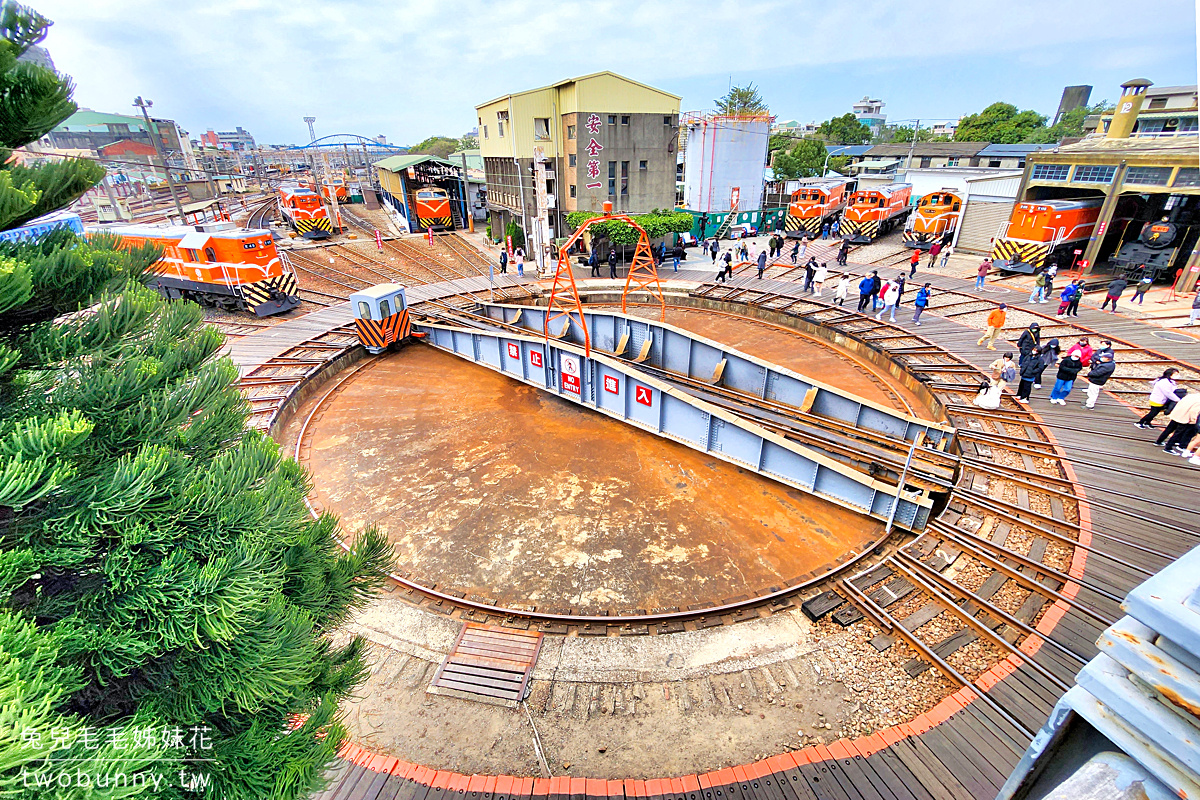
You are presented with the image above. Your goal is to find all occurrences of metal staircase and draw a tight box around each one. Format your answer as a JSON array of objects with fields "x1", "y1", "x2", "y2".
[{"x1": 711, "y1": 201, "x2": 739, "y2": 240}]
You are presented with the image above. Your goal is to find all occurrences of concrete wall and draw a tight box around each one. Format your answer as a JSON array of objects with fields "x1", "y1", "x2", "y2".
[
  {"x1": 683, "y1": 117, "x2": 769, "y2": 213},
  {"x1": 563, "y1": 112, "x2": 677, "y2": 215}
]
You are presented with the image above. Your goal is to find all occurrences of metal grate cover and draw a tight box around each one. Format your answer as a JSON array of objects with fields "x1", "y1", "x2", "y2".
[{"x1": 427, "y1": 623, "x2": 543, "y2": 707}]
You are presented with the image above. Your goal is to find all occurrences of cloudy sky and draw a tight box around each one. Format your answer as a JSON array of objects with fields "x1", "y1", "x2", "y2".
[{"x1": 34, "y1": 0, "x2": 1199, "y2": 146}]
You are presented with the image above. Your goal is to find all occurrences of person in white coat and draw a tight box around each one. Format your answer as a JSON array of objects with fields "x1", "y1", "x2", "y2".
[
  {"x1": 813, "y1": 262, "x2": 829, "y2": 297},
  {"x1": 875, "y1": 279, "x2": 901, "y2": 322},
  {"x1": 834, "y1": 274, "x2": 851, "y2": 306}
]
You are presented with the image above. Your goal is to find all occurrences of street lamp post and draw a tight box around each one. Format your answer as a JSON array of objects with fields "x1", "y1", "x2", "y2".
[{"x1": 133, "y1": 96, "x2": 187, "y2": 224}]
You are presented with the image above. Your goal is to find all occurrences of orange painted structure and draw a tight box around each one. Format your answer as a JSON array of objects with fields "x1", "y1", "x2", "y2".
[
  {"x1": 350, "y1": 284, "x2": 413, "y2": 354},
  {"x1": 991, "y1": 198, "x2": 1103, "y2": 273},
  {"x1": 279, "y1": 185, "x2": 333, "y2": 239},
  {"x1": 903, "y1": 191, "x2": 962, "y2": 249},
  {"x1": 88, "y1": 222, "x2": 300, "y2": 316},
  {"x1": 784, "y1": 178, "x2": 853, "y2": 238},
  {"x1": 841, "y1": 183, "x2": 913, "y2": 243}
]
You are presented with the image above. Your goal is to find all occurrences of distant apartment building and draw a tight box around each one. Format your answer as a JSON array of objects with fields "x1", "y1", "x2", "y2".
[
  {"x1": 476, "y1": 71, "x2": 681, "y2": 263},
  {"x1": 200, "y1": 127, "x2": 256, "y2": 151},
  {"x1": 47, "y1": 109, "x2": 185, "y2": 154},
  {"x1": 1084, "y1": 83, "x2": 1198, "y2": 136},
  {"x1": 852, "y1": 97, "x2": 887, "y2": 131}
]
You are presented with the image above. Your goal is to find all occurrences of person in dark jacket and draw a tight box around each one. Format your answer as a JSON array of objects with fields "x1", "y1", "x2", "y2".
[
  {"x1": 1034, "y1": 338, "x2": 1060, "y2": 389},
  {"x1": 1067, "y1": 279, "x2": 1085, "y2": 316},
  {"x1": 672, "y1": 243, "x2": 683, "y2": 272},
  {"x1": 588, "y1": 249, "x2": 599, "y2": 277},
  {"x1": 756, "y1": 249, "x2": 768, "y2": 279},
  {"x1": 1016, "y1": 347, "x2": 1043, "y2": 402},
  {"x1": 1094, "y1": 339, "x2": 1115, "y2": 362},
  {"x1": 1100, "y1": 276, "x2": 1128, "y2": 312},
  {"x1": 870, "y1": 271, "x2": 883, "y2": 311},
  {"x1": 499, "y1": 249, "x2": 509, "y2": 274},
  {"x1": 1083, "y1": 352, "x2": 1116, "y2": 409},
  {"x1": 894, "y1": 274, "x2": 906, "y2": 306},
  {"x1": 803, "y1": 259, "x2": 816, "y2": 293},
  {"x1": 1049, "y1": 352, "x2": 1083, "y2": 404},
  {"x1": 790, "y1": 239, "x2": 801, "y2": 264},
  {"x1": 1017, "y1": 322, "x2": 1041, "y2": 359},
  {"x1": 722, "y1": 250, "x2": 733, "y2": 280},
  {"x1": 837, "y1": 239, "x2": 851, "y2": 266},
  {"x1": 608, "y1": 248, "x2": 618, "y2": 279},
  {"x1": 857, "y1": 272, "x2": 877, "y2": 312}
]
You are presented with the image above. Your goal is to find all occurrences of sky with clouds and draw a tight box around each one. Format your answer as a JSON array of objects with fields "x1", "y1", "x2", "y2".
[{"x1": 33, "y1": 0, "x2": 1199, "y2": 146}]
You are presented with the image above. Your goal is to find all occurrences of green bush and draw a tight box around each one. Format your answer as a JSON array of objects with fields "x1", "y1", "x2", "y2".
[
  {"x1": 505, "y1": 220, "x2": 525, "y2": 248},
  {"x1": 565, "y1": 210, "x2": 694, "y2": 246}
]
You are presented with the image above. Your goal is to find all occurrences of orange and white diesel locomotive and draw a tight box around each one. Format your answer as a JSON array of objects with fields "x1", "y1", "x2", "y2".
[
  {"x1": 279, "y1": 185, "x2": 333, "y2": 239},
  {"x1": 840, "y1": 183, "x2": 913, "y2": 243},
  {"x1": 413, "y1": 186, "x2": 453, "y2": 231},
  {"x1": 87, "y1": 222, "x2": 300, "y2": 316},
  {"x1": 903, "y1": 190, "x2": 962, "y2": 249},
  {"x1": 991, "y1": 198, "x2": 1103, "y2": 273},
  {"x1": 784, "y1": 178, "x2": 854, "y2": 238}
]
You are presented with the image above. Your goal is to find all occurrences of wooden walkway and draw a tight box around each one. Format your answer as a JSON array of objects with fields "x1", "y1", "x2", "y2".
[{"x1": 299, "y1": 265, "x2": 1198, "y2": 800}]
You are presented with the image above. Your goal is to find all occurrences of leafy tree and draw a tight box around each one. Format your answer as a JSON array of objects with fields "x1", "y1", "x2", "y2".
[
  {"x1": 566, "y1": 210, "x2": 693, "y2": 246},
  {"x1": 816, "y1": 113, "x2": 872, "y2": 145},
  {"x1": 767, "y1": 132, "x2": 794, "y2": 161},
  {"x1": 458, "y1": 134, "x2": 479, "y2": 150},
  {"x1": 715, "y1": 83, "x2": 768, "y2": 116},
  {"x1": 885, "y1": 125, "x2": 949, "y2": 144},
  {"x1": 1020, "y1": 102, "x2": 1111, "y2": 144},
  {"x1": 0, "y1": 4, "x2": 390, "y2": 798},
  {"x1": 408, "y1": 135, "x2": 459, "y2": 158},
  {"x1": 772, "y1": 139, "x2": 828, "y2": 180},
  {"x1": 953, "y1": 102, "x2": 1046, "y2": 143},
  {"x1": 505, "y1": 219, "x2": 524, "y2": 248}
]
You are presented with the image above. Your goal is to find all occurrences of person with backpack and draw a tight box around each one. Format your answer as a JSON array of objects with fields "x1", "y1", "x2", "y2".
[
  {"x1": 803, "y1": 259, "x2": 817, "y2": 293},
  {"x1": 1132, "y1": 276, "x2": 1152, "y2": 305},
  {"x1": 588, "y1": 248, "x2": 599, "y2": 277},
  {"x1": 1056, "y1": 281, "x2": 1078, "y2": 318},
  {"x1": 1049, "y1": 352, "x2": 1083, "y2": 405},
  {"x1": 710, "y1": 239, "x2": 719, "y2": 263},
  {"x1": 672, "y1": 242, "x2": 683, "y2": 272},
  {"x1": 1083, "y1": 352, "x2": 1116, "y2": 409},
  {"x1": 1066, "y1": 279, "x2": 1085, "y2": 316},
  {"x1": 875, "y1": 279, "x2": 901, "y2": 323},
  {"x1": 1137, "y1": 368, "x2": 1183, "y2": 428},
  {"x1": 1017, "y1": 322, "x2": 1041, "y2": 359},
  {"x1": 911, "y1": 283, "x2": 932, "y2": 325},
  {"x1": 870, "y1": 271, "x2": 883, "y2": 311},
  {"x1": 939, "y1": 244, "x2": 953, "y2": 268},
  {"x1": 721, "y1": 250, "x2": 734, "y2": 281},
  {"x1": 499, "y1": 248, "x2": 509, "y2": 274},
  {"x1": 1034, "y1": 338, "x2": 1060, "y2": 389}
]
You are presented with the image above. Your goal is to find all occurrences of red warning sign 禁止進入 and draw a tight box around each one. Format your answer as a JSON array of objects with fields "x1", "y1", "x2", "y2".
[
  {"x1": 603, "y1": 375, "x2": 619, "y2": 394},
  {"x1": 530, "y1": 350, "x2": 543, "y2": 368},
  {"x1": 507, "y1": 342, "x2": 519, "y2": 359},
  {"x1": 635, "y1": 385, "x2": 652, "y2": 406}
]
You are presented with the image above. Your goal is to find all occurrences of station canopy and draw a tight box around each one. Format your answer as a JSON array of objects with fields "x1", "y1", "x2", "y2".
[{"x1": 374, "y1": 154, "x2": 464, "y2": 181}]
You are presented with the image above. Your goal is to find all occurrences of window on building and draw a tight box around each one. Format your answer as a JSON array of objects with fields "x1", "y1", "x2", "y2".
[
  {"x1": 204, "y1": 247, "x2": 216, "y2": 262},
  {"x1": 483, "y1": 125, "x2": 488, "y2": 139},
  {"x1": 498, "y1": 121, "x2": 504, "y2": 137},
  {"x1": 621, "y1": 115, "x2": 630, "y2": 125},
  {"x1": 607, "y1": 115, "x2": 616, "y2": 125},
  {"x1": 919, "y1": 156, "x2": 932, "y2": 168},
  {"x1": 1031, "y1": 163, "x2": 1071, "y2": 181},
  {"x1": 639, "y1": 160, "x2": 647, "y2": 170},
  {"x1": 534, "y1": 118, "x2": 551, "y2": 141},
  {"x1": 568, "y1": 154, "x2": 577, "y2": 167},
  {"x1": 1124, "y1": 166, "x2": 1171, "y2": 185},
  {"x1": 969, "y1": 157, "x2": 981, "y2": 167},
  {"x1": 1173, "y1": 167, "x2": 1200, "y2": 187},
  {"x1": 569, "y1": 184, "x2": 576, "y2": 198},
  {"x1": 621, "y1": 161, "x2": 629, "y2": 195},
  {"x1": 1072, "y1": 164, "x2": 1116, "y2": 183},
  {"x1": 946, "y1": 157, "x2": 960, "y2": 167},
  {"x1": 608, "y1": 161, "x2": 616, "y2": 195},
  {"x1": 988, "y1": 160, "x2": 1002, "y2": 168},
  {"x1": 1148, "y1": 97, "x2": 1168, "y2": 110},
  {"x1": 546, "y1": 179, "x2": 555, "y2": 196},
  {"x1": 1017, "y1": 159, "x2": 1026, "y2": 168},
  {"x1": 664, "y1": 115, "x2": 672, "y2": 125},
  {"x1": 567, "y1": 124, "x2": 576, "y2": 140}
]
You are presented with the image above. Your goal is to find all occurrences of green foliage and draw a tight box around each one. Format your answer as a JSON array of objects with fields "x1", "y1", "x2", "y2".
[
  {"x1": 715, "y1": 83, "x2": 767, "y2": 116},
  {"x1": 816, "y1": 113, "x2": 872, "y2": 145},
  {"x1": 953, "y1": 102, "x2": 1047, "y2": 144},
  {"x1": 458, "y1": 134, "x2": 478, "y2": 150},
  {"x1": 1020, "y1": 102, "x2": 1111, "y2": 144},
  {"x1": 566, "y1": 210, "x2": 693, "y2": 246},
  {"x1": 0, "y1": 6, "x2": 394, "y2": 798},
  {"x1": 885, "y1": 125, "x2": 949, "y2": 143},
  {"x1": 767, "y1": 133, "x2": 794, "y2": 160},
  {"x1": 504, "y1": 220, "x2": 524, "y2": 248},
  {"x1": 772, "y1": 139, "x2": 827, "y2": 180},
  {"x1": 408, "y1": 136, "x2": 460, "y2": 158}
]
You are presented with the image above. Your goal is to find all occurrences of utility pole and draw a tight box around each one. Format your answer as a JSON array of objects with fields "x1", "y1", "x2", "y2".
[
  {"x1": 134, "y1": 96, "x2": 186, "y2": 223},
  {"x1": 905, "y1": 119, "x2": 921, "y2": 170}
]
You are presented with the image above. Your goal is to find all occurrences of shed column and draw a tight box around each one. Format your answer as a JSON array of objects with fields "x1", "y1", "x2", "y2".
[{"x1": 1081, "y1": 160, "x2": 1126, "y2": 277}]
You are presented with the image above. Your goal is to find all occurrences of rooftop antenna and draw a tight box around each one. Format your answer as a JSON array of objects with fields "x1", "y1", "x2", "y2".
[{"x1": 303, "y1": 116, "x2": 317, "y2": 143}]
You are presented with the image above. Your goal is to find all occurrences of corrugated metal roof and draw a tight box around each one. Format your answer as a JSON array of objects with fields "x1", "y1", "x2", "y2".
[
  {"x1": 866, "y1": 142, "x2": 989, "y2": 157},
  {"x1": 976, "y1": 143, "x2": 1057, "y2": 156},
  {"x1": 826, "y1": 145, "x2": 873, "y2": 156},
  {"x1": 374, "y1": 154, "x2": 461, "y2": 172}
]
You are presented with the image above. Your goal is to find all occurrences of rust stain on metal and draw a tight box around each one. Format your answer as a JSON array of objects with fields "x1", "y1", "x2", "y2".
[{"x1": 299, "y1": 343, "x2": 887, "y2": 612}]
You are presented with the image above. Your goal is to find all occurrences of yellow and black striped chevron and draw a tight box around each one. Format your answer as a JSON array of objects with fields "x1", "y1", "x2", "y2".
[
  {"x1": 903, "y1": 231, "x2": 934, "y2": 247},
  {"x1": 843, "y1": 218, "x2": 879, "y2": 239},
  {"x1": 355, "y1": 309, "x2": 411, "y2": 352},
  {"x1": 421, "y1": 216, "x2": 452, "y2": 230},
  {"x1": 992, "y1": 239, "x2": 1051, "y2": 268},
  {"x1": 784, "y1": 214, "x2": 804, "y2": 232},
  {"x1": 295, "y1": 217, "x2": 334, "y2": 234},
  {"x1": 799, "y1": 216, "x2": 823, "y2": 235},
  {"x1": 241, "y1": 273, "x2": 299, "y2": 308}
]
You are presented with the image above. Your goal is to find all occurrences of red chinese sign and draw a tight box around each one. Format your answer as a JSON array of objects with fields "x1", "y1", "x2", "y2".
[
  {"x1": 603, "y1": 375, "x2": 619, "y2": 394},
  {"x1": 530, "y1": 350, "x2": 543, "y2": 368},
  {"x1": 507, "y1": 342, "x2": 519, "y2": 359},
  {"x1": 584, "y1": 113, "x2": 603, "y2": 190},
  {"x1": 635, "y1": 385, "x2": 652, "y2": 406}
]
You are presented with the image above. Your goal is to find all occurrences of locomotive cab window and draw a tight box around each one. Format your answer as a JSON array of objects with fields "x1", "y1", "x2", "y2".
[
  {"x1": 379, "y1": 299, "x2": 391, "y2": 318},
  {"x1": 204, "y1": 247, "x2": 216, "y2": 262},
  {"x1": 357, "y1": 301, "x2": 372, "y2": 320}
]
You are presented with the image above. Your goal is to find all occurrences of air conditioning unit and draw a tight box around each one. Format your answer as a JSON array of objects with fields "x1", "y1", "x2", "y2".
[{"x1": 546, "y1": 194, "x2": 556, "y2": 209}]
